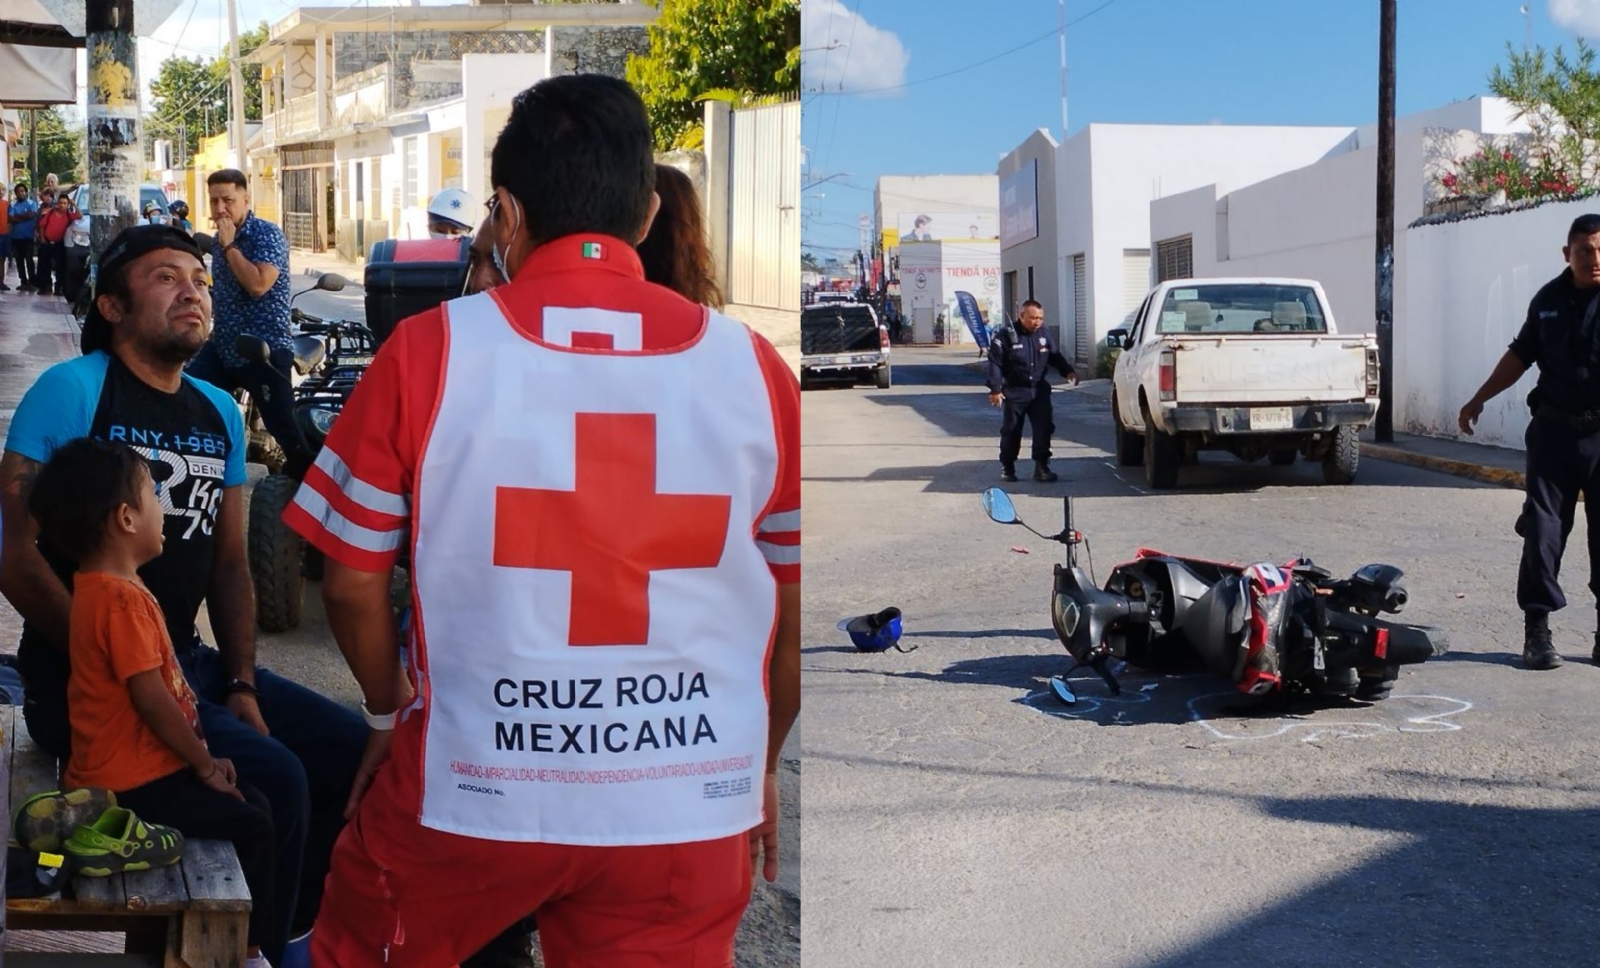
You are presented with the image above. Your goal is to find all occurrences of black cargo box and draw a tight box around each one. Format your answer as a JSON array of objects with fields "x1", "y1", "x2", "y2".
[{"x1": 363, "y1": 238, "x2": 471, "y2": 345}]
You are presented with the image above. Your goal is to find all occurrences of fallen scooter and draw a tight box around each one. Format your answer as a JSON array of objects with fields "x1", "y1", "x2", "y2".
[{"x1": 980, "y1": 488, "x2": 1449, "y2": 706}]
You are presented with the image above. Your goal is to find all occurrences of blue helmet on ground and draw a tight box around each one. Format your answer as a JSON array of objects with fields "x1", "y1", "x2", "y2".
[{"x1": 838, "y1": 607, "x2": 908, "y2": 653}]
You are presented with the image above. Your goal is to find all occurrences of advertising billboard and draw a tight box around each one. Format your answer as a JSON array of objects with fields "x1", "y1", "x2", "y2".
[{"x1": 1000, "y1": 160, "x2": 1039, "y2": 250}]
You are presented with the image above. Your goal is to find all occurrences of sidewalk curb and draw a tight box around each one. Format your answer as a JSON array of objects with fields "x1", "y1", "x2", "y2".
[{"x1": 1362, "y1": 442, "x2": 1527, "y2": 491}]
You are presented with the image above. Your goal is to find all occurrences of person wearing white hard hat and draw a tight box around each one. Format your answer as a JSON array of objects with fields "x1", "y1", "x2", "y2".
[{"x1": 426, "y1": 188, "x2": 476, "y2": 238}]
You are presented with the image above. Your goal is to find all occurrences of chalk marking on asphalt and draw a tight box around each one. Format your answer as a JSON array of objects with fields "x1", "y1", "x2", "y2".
[
  {"x1": 1016, "y1": 688, "x2": 1473, "y2": 743},
  {"x1": 1187, "y1": 693, "x2": 1473, "y2": 743},
  {"x1": 1101, "y1": 462, "x2": 1149, "y2": 495}
]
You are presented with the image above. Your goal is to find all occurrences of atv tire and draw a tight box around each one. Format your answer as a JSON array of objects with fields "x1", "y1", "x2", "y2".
[{"x1": 249, "y1": 473, "x2": 304, "y2": 633}]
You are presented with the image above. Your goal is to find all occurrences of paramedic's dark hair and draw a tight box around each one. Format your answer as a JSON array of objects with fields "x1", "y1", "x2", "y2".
[{"x1": 490, "y1": 74, "x2": 654, "y2": 249}]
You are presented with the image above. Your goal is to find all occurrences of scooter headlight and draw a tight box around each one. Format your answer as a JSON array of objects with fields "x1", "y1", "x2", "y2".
[{"x1": 1054, "y1": 595, "x2": 1081, "y2": 640}]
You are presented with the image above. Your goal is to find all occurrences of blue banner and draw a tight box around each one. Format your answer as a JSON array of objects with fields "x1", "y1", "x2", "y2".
[{"x1": 955, "y1": 291, "x2": 990, "y2": 350}]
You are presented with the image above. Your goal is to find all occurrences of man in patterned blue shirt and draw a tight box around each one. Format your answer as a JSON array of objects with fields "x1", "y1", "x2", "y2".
[{"x1": 186, "y1": 169, "x2": 311, "y2": 476}]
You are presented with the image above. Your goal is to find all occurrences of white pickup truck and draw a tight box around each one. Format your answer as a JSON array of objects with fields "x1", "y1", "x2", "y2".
[{"x1": 1108, "y1": 278, "x2": 1379, "y2": 489}]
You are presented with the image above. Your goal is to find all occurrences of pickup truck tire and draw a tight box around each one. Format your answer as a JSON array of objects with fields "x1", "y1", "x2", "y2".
[
  {"x1": 1322, "y1": 426, "x2": 1360, "y2": 485},
  {"x1": 875, "y1": 364, "x2": 892, "y2": 389},
  {"x1": 1142, "y1": 404, "x2": 1182, "y2": 489},
  {"x1": 1269, "y1": 448, "x2": 1298, "y2": 466},
  {"x1": 1112, "y1": 394, "x2": 1143, "y2": 466}
]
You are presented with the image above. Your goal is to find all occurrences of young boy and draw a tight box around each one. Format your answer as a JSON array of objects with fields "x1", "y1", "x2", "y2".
[{"x1": 27, "y1": 438, "x2": 278, "y2": 968}]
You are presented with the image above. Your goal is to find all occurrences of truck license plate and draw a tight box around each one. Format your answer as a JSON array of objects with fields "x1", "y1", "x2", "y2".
[{"x1": 1251, "y1": 407, "x2": 1294, "y2": 431}]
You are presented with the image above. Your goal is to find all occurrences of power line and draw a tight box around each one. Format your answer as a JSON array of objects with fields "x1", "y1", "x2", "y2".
[{"x1": 807, "y1": 0, "x2": 1123, "y2": 98}]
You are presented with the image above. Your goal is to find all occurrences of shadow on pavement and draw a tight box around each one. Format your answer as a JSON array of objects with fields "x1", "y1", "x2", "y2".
[
  {"x1": 1141, "y1": 793, "x2": 1600, "y2": 967},
  {"x1": 860, "y1": 362, "x2": 1495, "y2": 494}
]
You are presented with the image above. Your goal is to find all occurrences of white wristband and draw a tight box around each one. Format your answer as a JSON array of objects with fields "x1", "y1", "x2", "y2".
[{"x1": 360, "y1": 699, "x2": 398, "y2": 731}]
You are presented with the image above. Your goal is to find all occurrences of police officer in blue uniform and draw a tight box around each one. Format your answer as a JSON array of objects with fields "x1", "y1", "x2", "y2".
[
  {"x1": 986, "y1": 299, "x2": 1076, "y2": 482},
  {"x1": 1460, "y1": 213, "x2": 1600, "y2": 670}
]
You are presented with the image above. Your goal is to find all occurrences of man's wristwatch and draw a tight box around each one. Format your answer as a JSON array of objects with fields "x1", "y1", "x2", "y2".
[
  {"x1": 225, "y1": 678, "x2": 259, "y2": 699},
  {"x1": 360, "y1": 699, "x2": 398, "y2": 731}
]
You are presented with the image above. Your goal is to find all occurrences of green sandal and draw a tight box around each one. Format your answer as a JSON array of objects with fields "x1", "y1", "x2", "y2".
[
  {"x1": 13, "y1": 788, "x2": 118, "y2": 853},
  {"x1": 63, "y1": 807, "x2": 184, "y2": 877}
]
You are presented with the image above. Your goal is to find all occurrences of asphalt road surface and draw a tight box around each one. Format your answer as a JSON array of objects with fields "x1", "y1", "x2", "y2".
[{"x1": 801, "y1": 346, "x2": 1600, "y2": 968}]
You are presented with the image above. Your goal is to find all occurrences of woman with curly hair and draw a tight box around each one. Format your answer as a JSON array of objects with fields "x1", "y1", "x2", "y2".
[{"x1": 637, "y1": 162, "x2": 724, "y2": 308}]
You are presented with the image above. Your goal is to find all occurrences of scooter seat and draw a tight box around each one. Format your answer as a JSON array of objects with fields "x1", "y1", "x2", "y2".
[{"x1": 290, "y1": 336, "x2": 326, "y2": 375}]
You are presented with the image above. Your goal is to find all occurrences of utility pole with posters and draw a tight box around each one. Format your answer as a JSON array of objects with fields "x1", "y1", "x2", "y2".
[
  {"x1": 85, "y1": 0, "x2": 142, "y2": 264},
  {"x1": 1374, "y1": 0, "x2": 1397, "y2": 442}
]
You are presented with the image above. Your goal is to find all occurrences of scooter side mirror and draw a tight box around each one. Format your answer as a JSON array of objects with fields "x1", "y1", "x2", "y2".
[
  {"x1": 316, "y1": 273, "x2": 349, "y2": 293},
  {"x1": 981, "y1": 487, "x2": 1020, "y2": 525},
  {"x1": 234, "y1": 334, "x2": 273, "y2": 364}
]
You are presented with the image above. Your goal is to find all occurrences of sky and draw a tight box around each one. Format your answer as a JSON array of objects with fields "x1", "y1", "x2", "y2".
[{"x1": 801, "y1": 0, "x2": 1600, "y2": 258}]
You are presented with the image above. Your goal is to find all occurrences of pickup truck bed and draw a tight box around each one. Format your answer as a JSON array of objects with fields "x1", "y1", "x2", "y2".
[{"x1": 1110, "y1": 279, "x2": 1379, "y2": 488}]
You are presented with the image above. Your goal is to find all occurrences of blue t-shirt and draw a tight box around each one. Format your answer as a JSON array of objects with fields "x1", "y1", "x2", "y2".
[
  {"x1": 209, "y1": 211, "x2": 292, "y2": 368},
  {"x1": 9, "y1": 198, "x2": 38, "y2": 240},
  {"x1": 5, "y1": 351, "x2": 246, "y2": 703}
]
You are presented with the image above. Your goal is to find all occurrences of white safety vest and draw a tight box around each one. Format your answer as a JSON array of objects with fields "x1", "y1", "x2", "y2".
[{"x1": 410, "y1": 292, "x2": 780, "y2": 846}]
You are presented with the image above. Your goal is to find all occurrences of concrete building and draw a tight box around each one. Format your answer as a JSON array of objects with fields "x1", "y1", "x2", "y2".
[
  {"x1": 997, "y1": 129, "x2": 1059, "y2": 339},
  {"x1": 1002, "y1": 121, "x2": 1360, "y2": 368},
  {"x1": 244, "y1": 1, "x2": 654, "y2": 256},
  {"x1": 1148, "y1": 97, "x2": 1529, "y2": 344},
  {"x1": 874, "y1": 174, "x2": 999, "y2": 343}
]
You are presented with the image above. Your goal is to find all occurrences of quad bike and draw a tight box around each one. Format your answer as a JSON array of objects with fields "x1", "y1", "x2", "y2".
[
  {"x1": 980, "y1": 488, "x2": 1449, "y2": 705},
  {"x1": 239, "y1": 274, "x2": 377, "y2": 632}
]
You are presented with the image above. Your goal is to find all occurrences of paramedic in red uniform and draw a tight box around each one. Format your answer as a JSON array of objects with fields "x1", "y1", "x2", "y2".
[{"x1": 284, "y1": 73, "x2": 801, "y2": 968}]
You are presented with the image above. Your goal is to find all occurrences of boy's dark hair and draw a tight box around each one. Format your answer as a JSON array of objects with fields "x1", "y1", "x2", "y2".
[
  {"x1": 28, "y1": 438, "x2": 151, "y2": 563},
  {"x1": 1569, "y1": 214, "x2": 1600, "y2": 243},
  {"x1": 489, "y1": 74, "x2": 654, "y2": 249},
  {"x1": 206, "y1": 169, "x2": 248, "y2": 191}
]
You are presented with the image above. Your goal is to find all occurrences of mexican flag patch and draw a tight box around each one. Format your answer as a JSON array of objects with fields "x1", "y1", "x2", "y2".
[{"x1": 582, "y1": 242, "x2": 605, "y2": 260}]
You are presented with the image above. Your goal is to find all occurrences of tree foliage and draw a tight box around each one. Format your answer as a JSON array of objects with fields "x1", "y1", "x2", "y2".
[
  {"x1": 18, "y1": 108, "x2": 84, "y2": 185},
  {"x1": 148, "y1": 21, "x2": 269, "y2": 162},
  {"x1": 1487, "y1": 39, "x2": 1600, "y2": 183},
  {"x1": 626, "y1": 0, "x2": 799, "y2": 150}
]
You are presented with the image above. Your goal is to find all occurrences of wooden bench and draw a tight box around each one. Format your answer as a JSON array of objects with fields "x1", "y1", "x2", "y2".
[{"x1": 1, "y1": 707, "x2": 251, "y2": 968}]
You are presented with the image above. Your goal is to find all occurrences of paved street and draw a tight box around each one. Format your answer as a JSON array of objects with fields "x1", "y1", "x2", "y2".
[
  {"x1": 0, "y1": 268, "x2": 798, "y2": 967},
  {"x1": 801, "y1": 346, "x2": 1600, "y2": 968}
]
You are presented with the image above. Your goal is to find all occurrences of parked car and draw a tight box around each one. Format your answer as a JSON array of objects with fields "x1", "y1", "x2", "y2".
[
  {"x1": 801, "y1": 300, "x2": 891, "y2": 390},
  {"x1": 1108, "y1": 277, "x2": 1380, "y2": 489}
]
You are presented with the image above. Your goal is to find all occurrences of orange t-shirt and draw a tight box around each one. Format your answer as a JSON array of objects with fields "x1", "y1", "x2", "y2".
[
  {"x1": 64, "y1": 572, "x2": 203, "y2": 792},
  {"x1": 0, "y1": 198, "x2": 12, "y2": 236}
]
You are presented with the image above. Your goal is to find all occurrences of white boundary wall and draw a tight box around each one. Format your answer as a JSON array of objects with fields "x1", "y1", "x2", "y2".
[{"x1": 1401, "y1": 199, "x2": 1599, "y2": 449}]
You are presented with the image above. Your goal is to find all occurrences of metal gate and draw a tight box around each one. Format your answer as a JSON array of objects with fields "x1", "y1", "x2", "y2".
[
  {"x1": 281, "y1": 144, "x2": 334, "y2": 252},
  {"x1": 282, "y1": 168, "x2": 319, "y2": 250},
  {"x1": 1072, "y1": 253, "x2": 1088, "y2": 367}
]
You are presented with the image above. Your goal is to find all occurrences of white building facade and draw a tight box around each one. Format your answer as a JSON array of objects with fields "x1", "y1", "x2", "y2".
[{"x1": 874, "y1": 174, "x2": 1000, "y2": 343}]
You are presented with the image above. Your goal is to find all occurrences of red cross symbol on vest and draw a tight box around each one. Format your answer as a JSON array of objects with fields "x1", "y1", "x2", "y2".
[{"x1": 493, "y1": 412, "x2": 732, "y2": 646}]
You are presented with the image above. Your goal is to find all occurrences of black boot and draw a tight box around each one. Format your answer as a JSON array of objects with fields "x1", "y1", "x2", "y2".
[
  {"x1": 1000, "y1": 464, "x2": 1017, "y2": 482},
  {"x1": 1524, "y1": 611, "x2": 1562, "y2": 670},
  {"x1": 1033, "y1": 461, "x2": 1058, "y2": 482}
]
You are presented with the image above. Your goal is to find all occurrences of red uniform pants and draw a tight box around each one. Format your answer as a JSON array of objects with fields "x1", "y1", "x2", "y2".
[{"x1": 311, "y1": 745, "x2": 753, "y2": 968}]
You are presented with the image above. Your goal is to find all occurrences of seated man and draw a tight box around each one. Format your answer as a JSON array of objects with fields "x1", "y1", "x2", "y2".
[{"x1": 0, "y1": 224, "x2": 368, "y2": 967}]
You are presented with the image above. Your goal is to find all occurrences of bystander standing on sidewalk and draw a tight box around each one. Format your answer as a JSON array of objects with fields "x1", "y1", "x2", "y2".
[
  {"x1": 35, "y1": 193, "x2": 74, "y2": 298},
  {"x1": 10, "y1": 183, "x2": 37, "y2": 292}
]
